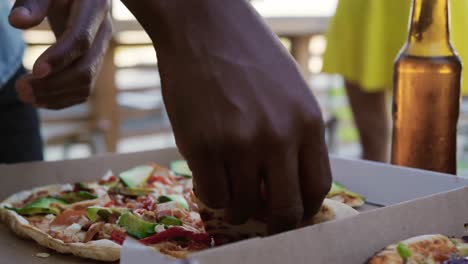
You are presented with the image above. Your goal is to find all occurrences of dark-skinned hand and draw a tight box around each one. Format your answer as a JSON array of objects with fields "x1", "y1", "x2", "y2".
[
  {"x1": 121, "y1": 0, "x2": 332, "y2": 234},
  {"x1": 9, "y1": 0, "x2": 112, "y2": 110}
]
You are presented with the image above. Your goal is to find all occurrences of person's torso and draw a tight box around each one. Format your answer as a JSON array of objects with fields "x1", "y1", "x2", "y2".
[{"x1": 0, "y1": 0, "x2": 25, "y2": 88}]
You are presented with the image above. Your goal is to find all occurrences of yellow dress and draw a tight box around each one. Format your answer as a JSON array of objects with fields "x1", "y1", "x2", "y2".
[{"x1": 322, "y1": 0, "x2": 468, "y2": 94}]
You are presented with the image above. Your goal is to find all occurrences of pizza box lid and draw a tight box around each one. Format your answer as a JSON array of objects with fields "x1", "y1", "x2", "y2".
[{"x1": 0, "y1": 147, "x2": 467, "y2": 263}]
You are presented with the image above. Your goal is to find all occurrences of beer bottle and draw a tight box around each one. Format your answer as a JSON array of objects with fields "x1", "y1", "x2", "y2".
[{"x1": 391, "y1": 0, "x2": 462, "y2": 174}]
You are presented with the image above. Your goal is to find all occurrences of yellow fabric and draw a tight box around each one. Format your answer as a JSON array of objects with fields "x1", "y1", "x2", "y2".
[{"x1": 322, "y1": 0, "x2": 468, "y2": 95}]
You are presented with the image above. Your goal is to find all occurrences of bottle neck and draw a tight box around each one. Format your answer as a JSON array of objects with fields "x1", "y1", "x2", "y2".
[{"x1": 404, "y1": 0, "x2": 453, "y2": 56}]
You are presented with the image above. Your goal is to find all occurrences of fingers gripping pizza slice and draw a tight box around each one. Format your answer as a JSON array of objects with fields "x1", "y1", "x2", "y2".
[
  {"x1": 195, "y1": 195, "x2": 359, "y2": 244},
  {"x1": 171, "y1": 160, "x2": 366, "y2": 208}
]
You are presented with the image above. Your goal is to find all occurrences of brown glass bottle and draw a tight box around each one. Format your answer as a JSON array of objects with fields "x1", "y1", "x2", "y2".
[{"x1": 391, "y1": 0, "x2": 461, "y2": 174}]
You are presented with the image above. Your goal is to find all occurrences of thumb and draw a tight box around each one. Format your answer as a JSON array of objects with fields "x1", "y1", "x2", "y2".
[{"x1": 9, "y1": 0, "x2": 50, "y2": 29}]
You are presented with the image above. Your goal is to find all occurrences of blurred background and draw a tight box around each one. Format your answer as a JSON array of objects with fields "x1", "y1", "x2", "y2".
[{"x1": 21, "y1": 0, "x2": 468, "y2": 175}]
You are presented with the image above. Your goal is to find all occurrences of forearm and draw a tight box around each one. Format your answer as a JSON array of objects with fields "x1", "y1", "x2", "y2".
[
  {"x1": 122, "y1": 2, "x2": 331, "y2": 231},
  {"x1": 120, "y1": 0, "x2": 288, "y2": 63}
]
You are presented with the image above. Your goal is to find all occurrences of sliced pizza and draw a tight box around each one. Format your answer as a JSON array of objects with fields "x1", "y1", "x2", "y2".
[
  {"x1": 0, "y1": 164, "x2": 208, "y2": 261},
  {"x1": 367, "y1": 234, "x2": 468, "y2": 264},
  {"x1": 1, "y1": 161, "x2": 361, "y2": 261}
]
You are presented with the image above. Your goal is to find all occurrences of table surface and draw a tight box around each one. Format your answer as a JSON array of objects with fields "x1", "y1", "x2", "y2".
[{"x1": 0, "y1": 224, "x2": 106, "y2": 264}]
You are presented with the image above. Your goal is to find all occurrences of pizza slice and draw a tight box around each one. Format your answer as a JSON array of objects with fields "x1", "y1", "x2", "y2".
[
  {"x1": 327, "y1": 181, "x2": 365, "y2": 208},
  {"x1": 173, "y1": 159, "x2": 361, "y2": 243},
  {"x1": 195, "y1": 195, "x2": 359, "y2": 244},
  {"x1": 367, "y1": 234, "x2": 468, "y2": 264}
]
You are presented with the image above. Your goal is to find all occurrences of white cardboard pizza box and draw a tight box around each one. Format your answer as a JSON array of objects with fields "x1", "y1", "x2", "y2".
[
  {"x1": 0, "y1": 147, "x2": 467, "y2": 264},
  {"x1": 189, "y1": 187, "x2": 468, "y2": 264}
]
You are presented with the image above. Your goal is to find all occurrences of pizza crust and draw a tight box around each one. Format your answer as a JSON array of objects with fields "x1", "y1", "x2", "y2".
[
  {"x1": 305, "y1": 198, "x2": 361, "y2": 225},
  {"x1": 149, "y1": 241, "x2": 201, "y2": 259},
  {"x1": 0, "y1": 184, "x2": 121, "y2": 262}
]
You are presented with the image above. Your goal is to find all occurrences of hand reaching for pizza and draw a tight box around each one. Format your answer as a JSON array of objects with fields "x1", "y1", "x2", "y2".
[
  {"x1": 8, "y1": 0, "x2": 112, "y2": 110},
  {"x1": 122, "y1": 0, "x2": 332, "y2": 234}
]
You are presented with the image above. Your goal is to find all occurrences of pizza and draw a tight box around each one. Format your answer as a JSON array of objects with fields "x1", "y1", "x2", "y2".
[
  {"x1": 171, "y1": 160, "x2": 366, "y2": 208},
  {"x1": 367, "y1": 234, "x2": 468, "y2": 264},
  {"x1": 196, "y1": 196, "x2": 359, "y2": 244},
  {"x1": 0, "y1": 164, "x2": 206, "y2": 261},
  {"x1": 0, "y1": 161, "x2": 361, "y2": 261},
  {"x1": 327, "y1": 181, "x2": 365, "y2": 208}
]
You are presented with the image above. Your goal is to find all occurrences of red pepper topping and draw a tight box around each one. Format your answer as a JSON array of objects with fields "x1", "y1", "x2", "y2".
[
  {"x1": 51, "y1": 210, "x2": 87, "y2": 227},
  {"x1": 99, "y1": 175, "x2": 117, "y2": 185},
  {"x1": 148, "y1": 175, "x2": 171, "y2": 185},
  {"x1": 111, "y1": 230, "x2": 126, "y2": 245},
  {"x1": 140, "y1": 226, "x2": 211, "y2": 246}
]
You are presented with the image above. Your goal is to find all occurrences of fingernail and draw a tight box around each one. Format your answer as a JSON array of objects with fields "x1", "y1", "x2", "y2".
[
  {"x1": 10, "y1": 7, "x2": 31, "y2": 19},
  {"x1": 34, "y1": 63, "x2": 51, "y2": 78}
]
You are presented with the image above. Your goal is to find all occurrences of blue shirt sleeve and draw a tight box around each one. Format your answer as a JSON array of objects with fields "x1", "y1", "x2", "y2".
[{"x1": 0, "y1": 0, "x2": 25, "y2": 89}]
